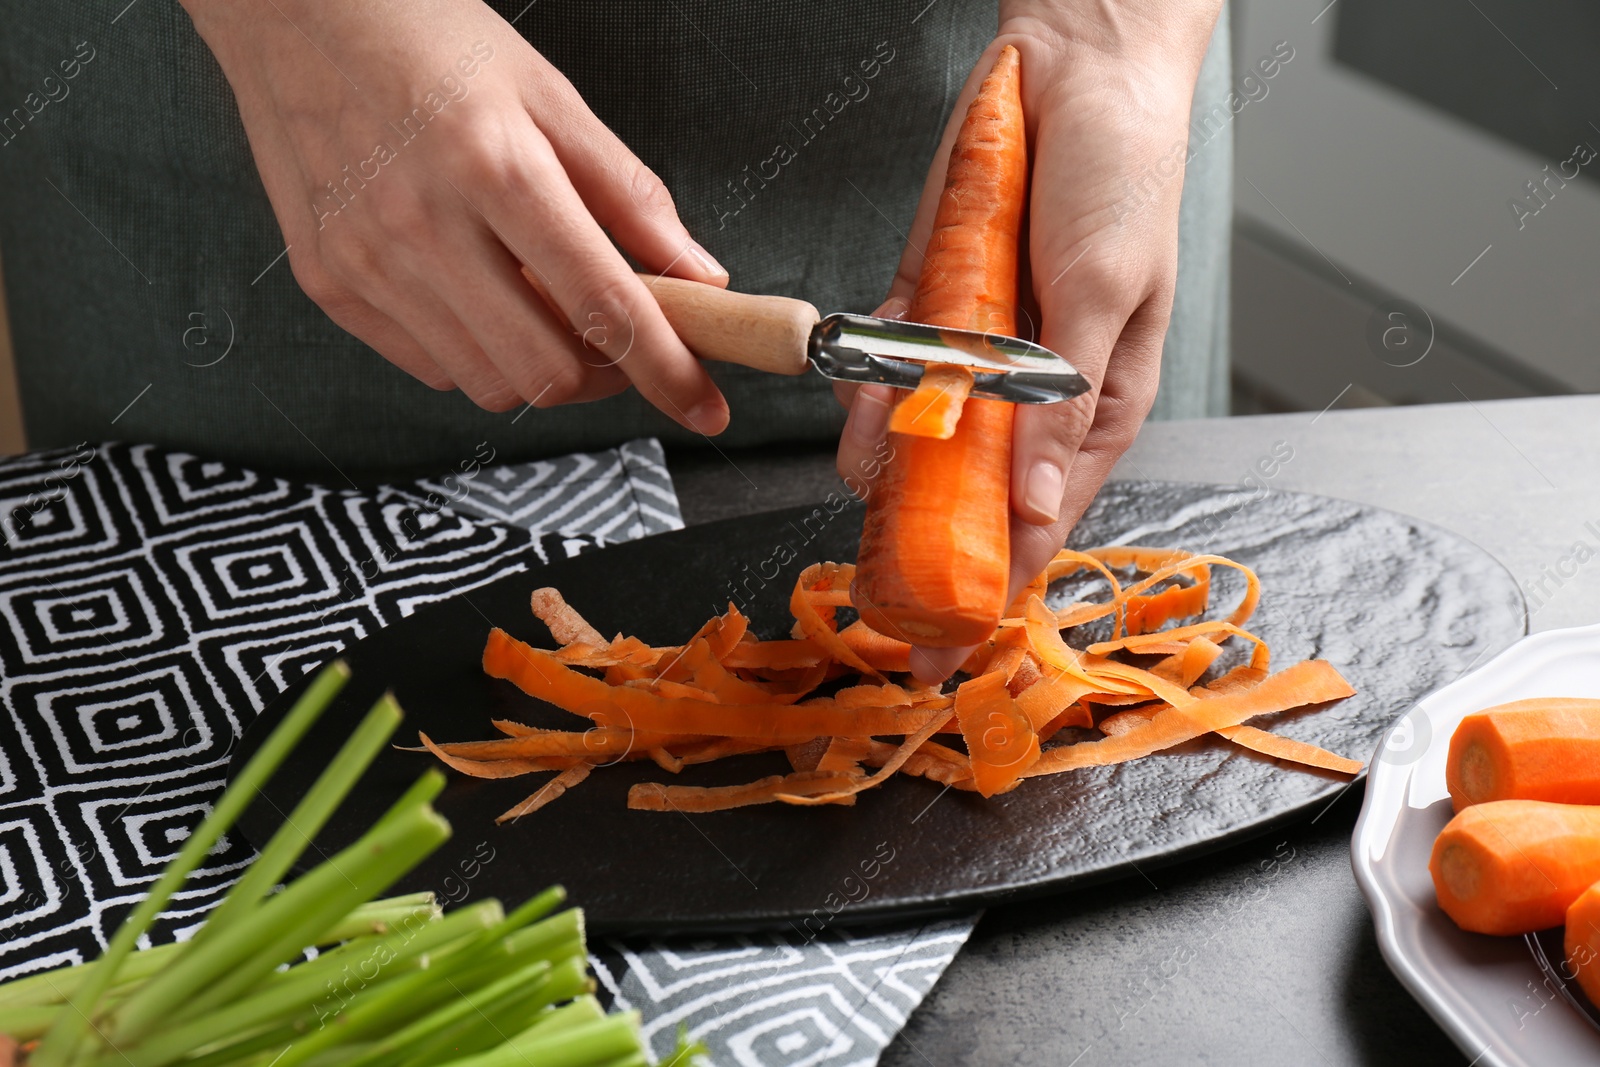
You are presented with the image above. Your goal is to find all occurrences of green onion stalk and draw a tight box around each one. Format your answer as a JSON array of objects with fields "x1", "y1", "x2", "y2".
[{"x1": 0, "y1": 661, "x2": 680, "y2": 1067}]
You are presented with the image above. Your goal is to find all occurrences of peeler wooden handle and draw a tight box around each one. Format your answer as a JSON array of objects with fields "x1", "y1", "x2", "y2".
[{"x1": 638, "y1": 273, "x2": 817, "y2": 376}]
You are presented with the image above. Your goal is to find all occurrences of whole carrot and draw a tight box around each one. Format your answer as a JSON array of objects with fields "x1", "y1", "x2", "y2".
[{"x1": 855, "y1": 44, "x2": 1027, "y2": 648}]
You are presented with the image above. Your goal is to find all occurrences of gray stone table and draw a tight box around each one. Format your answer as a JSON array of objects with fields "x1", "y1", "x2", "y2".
[{"x1": 667, "y1": 395, "x2": 1600, "y2": 1066}]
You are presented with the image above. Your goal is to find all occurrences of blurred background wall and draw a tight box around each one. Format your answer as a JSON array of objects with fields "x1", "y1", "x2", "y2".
[{"x1": 1229, "y1": 0, "x2": 1599, "y2": 414}]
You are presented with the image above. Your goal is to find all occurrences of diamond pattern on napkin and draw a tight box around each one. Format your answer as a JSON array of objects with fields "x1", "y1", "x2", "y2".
[
  {"x1": 593, "y1": 919, "x2": 975, "y2": 1066},
  {"x1": 0, "y1": 438, "x2": 969, "y2": 1065}
]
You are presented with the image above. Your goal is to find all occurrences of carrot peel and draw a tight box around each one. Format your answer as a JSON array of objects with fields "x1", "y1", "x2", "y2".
[
  {"x1": 430, "y1": 539, "x2": 1361, "y2": 818},
  {"x1": 887, "y1": 364, "x2": 975, "y2": 439}
]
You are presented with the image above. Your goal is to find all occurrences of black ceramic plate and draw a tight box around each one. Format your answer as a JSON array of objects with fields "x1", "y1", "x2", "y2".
[{"x1": 231, "y1": 481, "x2": 1524, "y2": 933}]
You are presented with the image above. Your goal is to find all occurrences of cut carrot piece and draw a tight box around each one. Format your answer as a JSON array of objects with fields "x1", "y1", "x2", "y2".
[
  {"x1": 1431, "y1": 799, "x2": 1600, "y2": 935},
  {"x1": 1446, "y1": 698, "x2": 1600, "y2": 812},
  {"x1": 887, "y1": 364, "x2": 975, "y2": 440}
]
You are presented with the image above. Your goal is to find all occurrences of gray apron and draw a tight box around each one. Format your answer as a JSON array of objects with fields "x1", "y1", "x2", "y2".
[{"x1": 0, "y1": 1, "x2": 1229, "y2": 481}]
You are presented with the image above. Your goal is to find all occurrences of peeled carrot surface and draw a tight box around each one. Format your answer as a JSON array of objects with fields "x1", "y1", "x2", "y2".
[
  {"x1": 1430, "y1": 799, "x2": 1600, "y2": 935},
  {"x1": 1565, "y1": 881, "x2": 1600, "y2": 1006},
  {"x1": 854, "y1": 45, "x2": 1027, "y2": 648},
  {"x1": 1446, "y1": 698, "x2": 1600, "y2": 812},
  {"x1": 417, "y1": 544, "x2": 1360, "y2": 819}
]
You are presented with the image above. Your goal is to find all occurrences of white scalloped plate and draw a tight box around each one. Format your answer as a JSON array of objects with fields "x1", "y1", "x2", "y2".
[{"x1": 1352, "y1": 622, "x2": 1600, "y2": 1066}]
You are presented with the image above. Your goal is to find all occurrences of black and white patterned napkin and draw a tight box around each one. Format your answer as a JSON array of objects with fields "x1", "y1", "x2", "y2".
[{"x1": 0, "y1": 439, "x2": 974, "y2": 1066}]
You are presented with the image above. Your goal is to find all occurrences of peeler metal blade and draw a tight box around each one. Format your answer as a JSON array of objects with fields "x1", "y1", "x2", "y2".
[{"x1": 809, "y1": 313, "x2": 1090, "y2": 404}]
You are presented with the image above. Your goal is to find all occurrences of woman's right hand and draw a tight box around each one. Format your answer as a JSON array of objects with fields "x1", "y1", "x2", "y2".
[{"x1": 182, "y1": 0, "x2": 732, "y2": 433}]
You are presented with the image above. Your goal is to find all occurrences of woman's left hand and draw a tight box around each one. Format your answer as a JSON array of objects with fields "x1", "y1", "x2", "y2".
[{"x1": 834, "y1": 1, "x2": 1224, "y2": 680}]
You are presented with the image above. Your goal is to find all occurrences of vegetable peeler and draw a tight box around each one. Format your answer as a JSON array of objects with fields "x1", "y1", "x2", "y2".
[{"x1": 641, "y1": 274, "x2": 1090, "y2": 405}]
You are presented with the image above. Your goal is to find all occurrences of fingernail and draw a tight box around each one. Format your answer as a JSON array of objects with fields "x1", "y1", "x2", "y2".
[
  {"x1": 687, "y1": 242, "x2": 728, "y2": 280},
  {"x1": 846, "y1": 387, "x2": 892, "y2": 449},
  {"x1": 1024, "y1": 461, "x2": 1065, "y2": 524},
  {"x1": 687, "y1": 399, "x2": 728, "y2": 435},
  {"x1": 875, "y1": 297, "x2": 911, "y2": 321}
]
